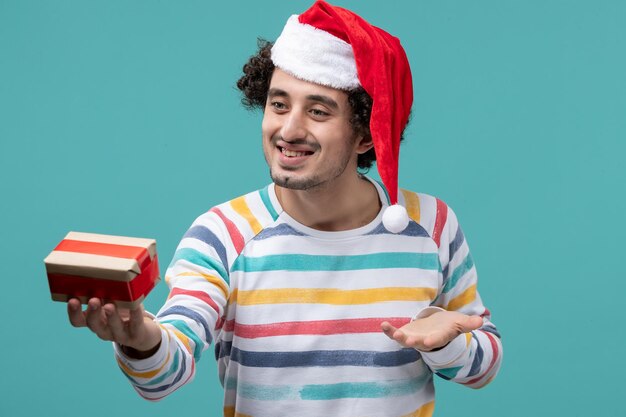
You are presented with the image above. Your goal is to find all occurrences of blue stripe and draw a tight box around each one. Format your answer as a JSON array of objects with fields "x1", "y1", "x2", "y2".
[
  {"x1": 230, "y1": 347, "x2": 420, "y2": 368},
  {"x1": 253, "y1": 223, "x2": 306, "y2": 240},
  {"x1": 443, "y1": 226, "x2": 466, "y2": 282},
  {"x1": 467, "y1": 333, "x2": 483, "y2": 377},
  {"x1": 366, "y1": 221, "x2": 430, "y2": 237},
  {"x1": 169, "y1": 247, "x2": 229, "y2": 284},
  {"x1": 136, "y1": 351, "x2": 188, "y2": 393},
  {"x1": 215, "y1": 340, "x2": 232, "y2": 360},
  {"x1": 442, "y1": 253, "x2": 474, "y2": 293},
  {"x1": 435, "y1": 371, "x2": 451, "y2": 381},
  {"x1": 158, "y1": 306, "x2": 212, "y2": 348},
  {"x1": 480, "y1": 324, "x2": 501, "y2": 339},
  {"x1": 448, "y1": 226, "x2": 465, "y2": 263},
  {"x1": 259, "y1": 186, "x2": 279, "y2": 221},
  {"x1": 231, "y1": 252, "x2": 440, "y2": 273},
  {"x1": 183, "y1": 225, "x2": 228, "y2": 269}
]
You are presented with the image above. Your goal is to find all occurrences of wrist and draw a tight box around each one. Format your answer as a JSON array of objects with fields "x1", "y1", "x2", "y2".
[
  {"x1": 121, "y1": 340, "x2": 161, "y2": 359},
  {"x1": 120, "y1": 316, "x2": 162, "y2": 359}
]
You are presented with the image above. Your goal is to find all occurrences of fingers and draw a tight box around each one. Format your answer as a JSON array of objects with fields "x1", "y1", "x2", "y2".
[
  {"x1": 422, "y1": 333, "x2": 448, "y2": 350},
  {"x1": 459, "y1": 315, "x2": 484, "y2": 332},
  {"x1": 465, "y1": 316, "x2": 483, "y2": 332},
  {"x1": 85, "y1": 298, "x2": 112, "y2": 340},
  {"x1": 67, "y1": 298, "x2": 87, "y2": 327},
  {"x1": 381, "y1": 321, "x2": 401, "y2": 340},
  {"x1": 381, "y1": 321, "x2": 412, "y2": 347},
  {"x1": 103, "y1": 303, "x2": 126, "y2": 342},
  {"x1": 382, "y1": 313, "x2": 483, "y2": 351},
  {"x1": 128, "y1": 304, "x2": 146, "y2": 335}
]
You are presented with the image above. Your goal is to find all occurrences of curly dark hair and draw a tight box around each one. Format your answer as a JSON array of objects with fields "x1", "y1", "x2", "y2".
[{"x1": 236, "y1": 39, "x2": 409, "y2": 170}]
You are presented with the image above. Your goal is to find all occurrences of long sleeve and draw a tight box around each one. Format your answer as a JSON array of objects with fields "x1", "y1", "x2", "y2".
[
  {"x1": 114, "y1": 210, "x2": 232, "y2": 400},
  {"x1": 419, "y1": 200, "x2": 503, "y2": 389}
]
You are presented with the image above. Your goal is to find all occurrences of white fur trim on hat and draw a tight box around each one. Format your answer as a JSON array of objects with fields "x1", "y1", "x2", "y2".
[{"x1": 271, "y1": 15, "x2": 360, "y2": 90}]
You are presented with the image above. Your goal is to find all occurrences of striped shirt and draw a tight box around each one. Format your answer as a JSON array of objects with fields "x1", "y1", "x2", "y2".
[{"x1": 115, "y1": 178, "x2": 502, "y2": 417}]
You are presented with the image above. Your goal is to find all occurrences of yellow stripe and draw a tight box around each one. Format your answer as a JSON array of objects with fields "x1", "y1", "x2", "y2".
[
  {"x1": 230, "y1": 196, "x2": 262, "y2": 235},
  {"x1": 235, "y1": 287, "x2": 437, "y2": 306},
  {"x1": 223, "y1": 407, "x2": 253, "y2": 417},
  {"x1": 445, "y1": 284, "x2": 477, "y2": 311},
  {"x1": 117, "y1": 332, "x2": 171, "y2": 378},
  {"x1": 165, "y1": 324, "x2": 193, "y2": 355},
  {"x1": 401, "y1": 189, "x2": 420, "y2": 223},
  {"x1": 169, "y1": 271, "x2": 229, "y2": 298},
  {"x1": 465, "y1": 332, "x2": 472, "y2": 347},
  {"x1": 402, "y1": 401, "x2": 435, "y2": 417}
]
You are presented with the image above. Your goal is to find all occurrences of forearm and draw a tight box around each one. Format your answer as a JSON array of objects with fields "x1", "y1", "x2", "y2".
[{"x1": 419, "y1": 318, "x2": 502, "y2": 389}]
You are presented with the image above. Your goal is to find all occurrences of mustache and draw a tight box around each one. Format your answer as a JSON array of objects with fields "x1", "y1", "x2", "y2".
[{"x1": 271, "y1": 135, "x2": 320, "y2": 150}]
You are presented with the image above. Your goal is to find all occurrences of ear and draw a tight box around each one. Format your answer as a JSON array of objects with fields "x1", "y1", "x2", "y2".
[{"x1": 355, "y1": 134, "x2": 374, "y2": 155}]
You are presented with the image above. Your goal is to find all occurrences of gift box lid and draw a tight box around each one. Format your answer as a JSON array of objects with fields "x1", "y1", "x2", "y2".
[{"x1": 44, "y1": 231, "x2": 157, "y2": 282}]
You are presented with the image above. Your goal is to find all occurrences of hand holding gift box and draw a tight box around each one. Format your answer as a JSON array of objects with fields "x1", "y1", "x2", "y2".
[
  {"x1": 44, "y1": 232, "x2": 160, "y2": 309},
  {"x1": 46, "y1": 231, "x2": 164, "y2": 357}
]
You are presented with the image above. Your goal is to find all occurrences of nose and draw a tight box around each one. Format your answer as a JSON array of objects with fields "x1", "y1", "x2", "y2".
[{"x1": 279, "y1": 110, "x2": 307, "y2": 142}]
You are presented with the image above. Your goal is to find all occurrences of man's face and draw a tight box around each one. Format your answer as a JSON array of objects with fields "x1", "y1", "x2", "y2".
[{"x1": 262, "y1": 68, "x2": 366, "y2": 191}]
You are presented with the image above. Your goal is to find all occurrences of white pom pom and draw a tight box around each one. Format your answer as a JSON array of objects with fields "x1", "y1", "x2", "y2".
[{"x1": 382, "y1": 204, "x2": 409, "y2": 233}]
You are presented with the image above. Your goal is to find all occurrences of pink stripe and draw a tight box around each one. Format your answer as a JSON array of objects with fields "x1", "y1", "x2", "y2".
[
  {"x1": 210, "y1": 207, "x2": 244, "y2": 254},
  {"x1": 464, "y1": 330, "x2": 499, "y2": 386},
  {"x1": 223, "y1": 317, "x2": 411, "y2": 339},
  {"x1": 432, "y1": 198, "x2": 448, "y2": 247},
  {"x1": 215, "y1": 316, "x2": 225, "y2": 330},
  {"x1": 168, "y1": 287, "x2": 220, "y2": 315}
]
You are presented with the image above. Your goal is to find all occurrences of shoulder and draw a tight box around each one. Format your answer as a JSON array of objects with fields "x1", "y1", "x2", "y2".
[
  {"x1": 398, "y1": 188, "x2": 459, "y2": 248},
  {"x1": 184, "y1": 184, "x2": 283, "y2": 256}
]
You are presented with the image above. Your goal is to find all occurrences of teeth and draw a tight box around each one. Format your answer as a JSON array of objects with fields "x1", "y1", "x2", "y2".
[{"x1": 281, "y1": 148, "x2": 308, "y2": 157}]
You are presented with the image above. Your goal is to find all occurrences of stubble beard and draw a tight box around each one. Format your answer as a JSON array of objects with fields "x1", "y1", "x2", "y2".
[{"x1": 269, "y1": 151, "x2": 353, "y2": 192}]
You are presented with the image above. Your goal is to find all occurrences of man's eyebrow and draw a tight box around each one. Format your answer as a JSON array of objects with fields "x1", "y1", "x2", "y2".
[
  {"x1": 268, "y1": 88, "x2": 288, "y2": 98},
  {"x1": 267, "y1": 88, "x2": 338, "y2": 109},
  {"x1": 306, "y1": 94, "x2": 338, "y2": 110}
]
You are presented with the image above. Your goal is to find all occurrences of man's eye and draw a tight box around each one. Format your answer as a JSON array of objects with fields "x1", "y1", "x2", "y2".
[
  {"x1": 310, "y1": 109, "x2": 329, "y2": 117},
  {"x1": 271, "y1": 102, "x2": 287, "y2": 110}
]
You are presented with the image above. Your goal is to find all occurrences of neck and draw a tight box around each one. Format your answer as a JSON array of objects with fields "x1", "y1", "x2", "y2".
[{"x1": 275, "y1": 173, "x2": 381, "y2": 232}]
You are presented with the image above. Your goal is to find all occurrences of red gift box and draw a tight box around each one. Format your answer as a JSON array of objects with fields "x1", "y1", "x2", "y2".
[{"x1": 44, "y1": 232, "x2": 160, "y2": 309}]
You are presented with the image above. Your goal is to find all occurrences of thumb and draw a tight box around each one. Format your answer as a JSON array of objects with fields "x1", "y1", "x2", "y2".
[
  {"x1": 461, "y1": 315, "x2": 483, "y2": 332},
  {"x1": 128, "y1": 303, "x2": 146, "y2": 332}
]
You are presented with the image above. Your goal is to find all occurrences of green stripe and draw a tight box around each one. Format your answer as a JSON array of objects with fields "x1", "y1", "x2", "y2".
[
  {"x1": 161, "y1": 319, "x2": 204, "y2": 361},
  {"x1": 169, "y1": 247, "x2": 229, "y2": 284},
  {"x1": 443, "y1": 253, "x2": 474, "y2": 293},
  {"x1": 437, "y1": 365, "x2": 463, "y2": 379},
  {"x1": 259, "y1": 186, "x2": 279, "y2": 221},
  {"x1": 231, "y1": 252, "x2": 440, "y2": 273},
  {"x1": 225, "y1": 373, "x2": 430, "y2": 401}
]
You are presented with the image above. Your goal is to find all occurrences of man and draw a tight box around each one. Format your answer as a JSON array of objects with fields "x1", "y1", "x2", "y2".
[{"x1": 67, "y1": 1, "x2": 502, "y2": 416}]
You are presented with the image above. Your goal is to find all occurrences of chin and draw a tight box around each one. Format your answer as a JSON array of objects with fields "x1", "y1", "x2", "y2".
[{"x1": 271, "y1": 170, "x2": 321, "y2": 191}]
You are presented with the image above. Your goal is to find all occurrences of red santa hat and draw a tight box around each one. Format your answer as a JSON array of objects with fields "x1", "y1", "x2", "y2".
[{"x1": 271, "y1": 0, "x2": 413, "y2": 233}]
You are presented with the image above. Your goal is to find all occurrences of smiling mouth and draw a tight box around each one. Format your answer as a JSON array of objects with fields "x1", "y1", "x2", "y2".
[{"x1": 279, "y1": 147, "x2": 314, "y2": 157}]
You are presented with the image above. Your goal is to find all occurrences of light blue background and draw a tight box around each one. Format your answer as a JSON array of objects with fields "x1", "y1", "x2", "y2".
[{"x1": 1, "y1": 1, "x2": 624, "y2": 416}]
